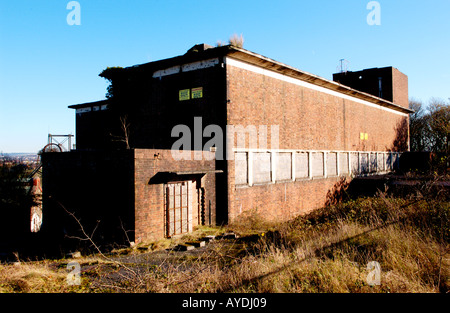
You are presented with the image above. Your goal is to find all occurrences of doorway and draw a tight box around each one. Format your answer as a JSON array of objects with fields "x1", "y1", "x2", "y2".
[{"x1": 165, "y1": 181, "x2": 192, "y2": 237}]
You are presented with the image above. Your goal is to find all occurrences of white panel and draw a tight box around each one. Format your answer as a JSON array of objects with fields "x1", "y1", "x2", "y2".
[
  {"x1": 234, "y1": 152, "x2": 248, "y2": 185},
  {"x1": 182, "y1": 58, "x2": 219, "y2": 72},
  {"x1": 377, "y1": 153, "x2": 385, "y2": 172},
  {"x1": 76, "y1": 107, "x2": 92, "y2": 114},
  {"x1": 370, "y1": 153, "x2": 377, "y2": 172},
  {"x1": 339, "y1": 153, "x2": 349, "y2": 174},
  {"x1": 311, "y1": 152, "x2": 324, "y2": 177},
  {"x1": 153, "y1": 65, "x2": 181, "y2": 78},
  {"x1": 295, "y1": 152, "x2": 309, "y2": 178},
  {"x1": 327, "y1": 152, "x2": 338, "y2": 176},
  {"x1": 253, "y1": 152, "x2": 271, "y2": 183},
  {"x1": 360, "y1": 153, "x2": 369, "y2": 173},
  {"x1": 276, "y1": 152, "x2": 291, "y2": 181},
  {"x1": 351, "y1": 152, "x2": 359, "y2": 174}
]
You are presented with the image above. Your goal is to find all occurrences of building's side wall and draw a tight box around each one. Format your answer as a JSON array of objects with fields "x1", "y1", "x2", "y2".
[
  {"x1": 225, "y1": 58, "x2": 409, "y2": 222},
  {"x1": 230, "y1": 174, "x2": 345, "y2": 222},
  {"x1": 73, "y1": 105, "x2": 117, "y2": 150},
  {"x1": 134, "y1": 149, "x2": 217, "y2": 243}
]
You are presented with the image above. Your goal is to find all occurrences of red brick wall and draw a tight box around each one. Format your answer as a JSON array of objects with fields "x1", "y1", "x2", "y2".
[
  {"x1": 225, "y1": 60, "x2": 409, "y2": 223},
  {"x1": 134, "y1": 149, "x2": 216, "y2": 243},
  {"x1": 392, "y1": 68, "x2": 409, "y2": 110},
  {"x1": 226, "y1": 63, "x2": 408, "y2": 152},
  {"x1": 229, "y1": 174, "x2": 348, "y2": 222}
]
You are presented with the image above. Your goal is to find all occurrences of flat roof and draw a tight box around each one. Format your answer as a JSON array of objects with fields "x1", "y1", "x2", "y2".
[{"x1": 68, "y1": 99, "x2": 108, "y2": 109}]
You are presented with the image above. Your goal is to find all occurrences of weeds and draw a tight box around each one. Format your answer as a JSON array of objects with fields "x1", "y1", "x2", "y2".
[
  {"x1": 1, "y1": 184, "x2": 448, "y2": 293},
  {"x1": 229, "y1": 33, "x2": 244, "y2": 48}
]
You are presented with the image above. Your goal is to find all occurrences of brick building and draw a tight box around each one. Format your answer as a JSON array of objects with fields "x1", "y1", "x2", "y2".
[{"x1": 42, "y1": 44, "x2": 412, "y2": 247}]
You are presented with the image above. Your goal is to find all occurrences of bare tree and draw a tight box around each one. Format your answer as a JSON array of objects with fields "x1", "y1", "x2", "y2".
[
  {"x1": 409, "y1": 99, "x2": 428, "y2": 152},
  {"x1": 427, "y1": 98, "x2": 450, "y2": 153},
  {"x1": 409, "y1": 98, "x2": 449, "y2": 153},
  {"x1": 110, "y1": 115, "x2": 131, "y2": 149}
]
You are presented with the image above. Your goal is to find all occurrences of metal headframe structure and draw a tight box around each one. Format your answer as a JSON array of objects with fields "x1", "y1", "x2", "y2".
[{"x1": 48, "y1": 134, "x2": 74, "y2": 152}]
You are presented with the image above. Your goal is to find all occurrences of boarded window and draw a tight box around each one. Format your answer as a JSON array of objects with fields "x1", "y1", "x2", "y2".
[
  {"x1": 393, "y1": 153, "x2": 400, "y2": 170},
  {"x1": 253, "y1": 152, "x2": 271, "y2": 183},
  {"x1": 377, "y1": 153, "x2": 385, "y2": 172},
  {"x1": 360, "y1": 153, "x2": 369, "y2": 173},
  {"x1": 234, "y1": 152, "x2": 248, "y2": 185},
  {"x1": 295, "y1": 152, "x2": 309, "y2": 178},
  {"x1": 386, "y1": 153, "x2": 393, "y2": 170},
  {"x1": 311, "y1": 152, "x2": 324, "y2": 177},
  {"x1": 351, "y1": 152, "x2": 359, "y2": 174},
  {"x1": 370, "y1": 153, "x2": 377, "y2": 172},
  {"x1": 276, "y1": 152, "x2": 291, "y2": 181},
  {"x1": 339, "y1": 153, "x2": 349, "y2": 174},
  {"x1": 326, "y1": 152, "x2": 337, "y2": 176}
]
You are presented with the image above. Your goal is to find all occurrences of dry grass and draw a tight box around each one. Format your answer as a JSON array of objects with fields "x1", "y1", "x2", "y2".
[
  {"x1": 1, "y1": 190, "x2": 448, "y2": 293},
  {"x1": 228, "y1": 33, "x2": 244, "y2": 48},
  {"x1": 0, "y1": 260, "x2": 78, "y2": 293}
]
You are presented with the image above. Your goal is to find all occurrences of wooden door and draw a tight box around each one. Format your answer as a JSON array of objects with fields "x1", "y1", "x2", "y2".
[{"x1": 165, "y1": 182, "x2": 190, "y2": 237}]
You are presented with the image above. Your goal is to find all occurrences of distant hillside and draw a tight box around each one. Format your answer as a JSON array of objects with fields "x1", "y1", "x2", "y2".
[{"x1": 1, "y1": 153, "x2": 39, "y2": 162}]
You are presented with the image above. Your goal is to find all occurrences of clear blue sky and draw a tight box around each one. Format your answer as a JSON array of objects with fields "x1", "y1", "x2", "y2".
[{"x1": 1, "y1": 0, "x2": 449, "y2": 153}]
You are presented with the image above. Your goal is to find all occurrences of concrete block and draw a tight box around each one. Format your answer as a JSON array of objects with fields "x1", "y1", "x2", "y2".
[
  {"x1": 176, "y1": 244, "x2": 195, "y2": 251},
  {"x1": 203, "y1": 235, "x2": 216, "y2": 242},
  {"x1": 186, "y1": 240, "x2": 206, "y2": 247},
  {"x1": 218, "y1": 232, "x2": 238, "y2": 240}
]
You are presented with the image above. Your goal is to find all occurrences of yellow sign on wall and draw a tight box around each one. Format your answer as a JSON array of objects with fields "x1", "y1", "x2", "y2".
[
  {"x1": 179, "y1": 89, "x2": 190, "y2": 101},
  {"x1": 360, "y1": 132, "x2": 369, "y2": 140},
  {"x1": 192, "y1": 87, "x2": 203, "y2": 99}
]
